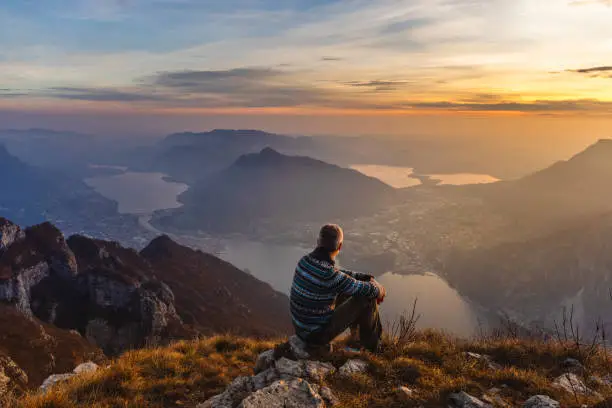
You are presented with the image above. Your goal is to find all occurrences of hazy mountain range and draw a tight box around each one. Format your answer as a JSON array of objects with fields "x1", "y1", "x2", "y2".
[{"x1": 1, "y1": 127, "x2": 611, "y2": 339}]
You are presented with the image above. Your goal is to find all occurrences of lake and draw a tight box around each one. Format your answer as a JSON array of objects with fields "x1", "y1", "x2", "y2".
[
  {"x1": 222, "y1": 240, "x2": 481, "y2": 336},
  {"x1": 85, "y1": 171, "x2": 188, "y2": 214},
  {"x1": 350, "y1": 165, "x2": 422, "y2": 188},
  {"x1": 352, "y1": 164, "x2": 500, "y2": 187},
  {"x1": 86, "y1": 169, "x2": 483, "y2": 336}
]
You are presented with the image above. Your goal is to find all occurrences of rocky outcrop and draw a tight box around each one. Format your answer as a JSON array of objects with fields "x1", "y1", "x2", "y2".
[
  {"x1": 0, "y1": 218, "x2": 183, "y2": 356},
  {"x1": 523, "y1": 395, "x2": 560, "y2": 408},
  {"x1": 338, "y1": 359, "x2": 368, "y2": 377},
  {"x1": 140, "y1": 235, "x2": 291, "y2": 337},
  {"x1": 40, "y1": 362, "x2": 99, "y2": 393},
  {"x1": 552, "y1": 373, "x2": 598, "y2": 396},
  {"x1": 448, "y1": 391, "x2": 492, "y2": 408},
  {"x1": 198, "y1": 336, "x2": 341, "y2": 408}
]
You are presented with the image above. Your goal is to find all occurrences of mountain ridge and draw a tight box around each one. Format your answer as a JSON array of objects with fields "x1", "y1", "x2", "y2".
[{"x1": 155, "y1": 148, "x2": 396, "y2": 234}]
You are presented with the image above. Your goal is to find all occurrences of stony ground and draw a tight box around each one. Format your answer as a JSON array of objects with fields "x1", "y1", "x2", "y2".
[{"x1": 7, "y1": 331, "x2": 612, "y2": 407}]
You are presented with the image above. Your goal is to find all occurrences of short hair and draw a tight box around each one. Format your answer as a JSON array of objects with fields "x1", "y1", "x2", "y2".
[{"x1": 318, "y1": 224, "x2": 343, "y2": 252}]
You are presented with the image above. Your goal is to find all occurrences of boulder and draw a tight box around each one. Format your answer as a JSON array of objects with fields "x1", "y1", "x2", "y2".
[
  {"x1": 339, "y1": 359, "x2": 368, "y2": 377},
  {"x1": 198, "y1": 376, "x2": 253, "y2": 408},
  {"x1": 73, "y1": 362, "x2": 99, "y2": 375},
  {"x1": 448, "y1": 391, "x2": 492, "y2": 408},
  {"x1": 553, "y1": 373, "x2": 597, "y2": 396},
  {"x1": 239, "y1": 378, "x2": 325, "y2": 408},
  {"x1": 40, "y1": 373, "x2": 75, "y2": 393},
  {"x1": 288, "y1": 335, "x2": 311, "y2": 360},
  {"x1": 274, "y1": 358, "x2": 335, "y2": 382},
  {"x1": 523, "y1": 395, "x2": 560, "y2": 408},
  {"x1": 254, "y1": 349, "x2": 275, "y2": 374},
  {"x1": 276, "y1": 357, "x2": 305, "y2": 378},
  {"x1": 304, "y1": 361, "x2": 335, "y2": 382},
  {"x1": 39, "y1": 361, "x2": 99, "y2": 394},
  {"x1": 252, "y1": 368, "x2": 281, "y2": 391}
]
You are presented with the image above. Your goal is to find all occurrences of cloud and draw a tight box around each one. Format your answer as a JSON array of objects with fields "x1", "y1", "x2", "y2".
[
  {"x1": 47, "y1": 87, "x2": 164, "y2": 101},
  {"x1": 344, "y1": 80, "x2": 409, "y2": 91},
  {"x1": 321, "y1": 56, "x2": 342, "y2": 61},
  {"x1": 153, "y1": 68, "x2": 281, "y2": 87},
  {"x1": 404, "y1": 99, "x2": 612, "y2": 112},
  {"x1": 566, "y1": 66, "x2": 612, "y2": 77}
]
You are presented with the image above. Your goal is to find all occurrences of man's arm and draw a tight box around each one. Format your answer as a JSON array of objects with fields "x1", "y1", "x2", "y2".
[
  {"x1": 334, "y1": 270, "x2": 380, "y2": 298},
  {"x1": 338, "y1": 267, "x2": 373, "y2": 282}
]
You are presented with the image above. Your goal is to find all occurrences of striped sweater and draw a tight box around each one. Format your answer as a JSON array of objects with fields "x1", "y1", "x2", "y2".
[{"x1": 290, "y1": 248, "x2": 380, "y2": 339}]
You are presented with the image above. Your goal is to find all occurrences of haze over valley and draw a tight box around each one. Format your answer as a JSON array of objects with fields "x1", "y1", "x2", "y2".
[{"x1": 2, "y1": 127, "x2": 611, "y2": 338}]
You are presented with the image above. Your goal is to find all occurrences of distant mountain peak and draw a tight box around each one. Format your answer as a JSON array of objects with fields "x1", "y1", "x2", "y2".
[
  {"x1": 259, "y1": 146, "x2": 282, "y2": 156},
  {"x1": 233, "y1": 147, "x2": 320, "y2": 169}
]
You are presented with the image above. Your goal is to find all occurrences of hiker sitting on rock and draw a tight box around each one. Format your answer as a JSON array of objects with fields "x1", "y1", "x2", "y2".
[{"x1": 290, "y1": 224, "x2": 386, "y2": 352}]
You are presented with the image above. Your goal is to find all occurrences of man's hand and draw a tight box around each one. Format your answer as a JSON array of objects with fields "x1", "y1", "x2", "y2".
[{"x1": 371, "y1": 278, "x2": 386, "y2": 304}]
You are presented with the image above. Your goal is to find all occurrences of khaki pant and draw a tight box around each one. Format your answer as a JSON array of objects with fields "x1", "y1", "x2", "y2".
[{"x1": 305, "y1": 295, "x2": 382, "y2": 352}]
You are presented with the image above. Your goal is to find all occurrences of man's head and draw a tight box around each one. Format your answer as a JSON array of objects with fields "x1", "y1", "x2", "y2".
[{"x1": 317, "y1": 224, "x2": 344, "y2": 259}]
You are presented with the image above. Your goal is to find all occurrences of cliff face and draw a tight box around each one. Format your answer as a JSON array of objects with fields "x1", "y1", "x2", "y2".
[
  {"x1": 0, "y1": 217, "x2": 291, "y2": 360},
  {"x1": 140, "y1": 235, "x2": 291, "y2": 336},
  {"x1": 0, "y1": 218, "x2": 184, "y2": 356}
]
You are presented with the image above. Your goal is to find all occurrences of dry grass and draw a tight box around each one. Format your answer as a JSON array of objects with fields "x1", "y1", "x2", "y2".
[
  {"x1": 11, "y1": 335, "x2": 276, "y2": 408},
  {"x1": 11, "y1": 331, "x2": 612, "y2": 408}
]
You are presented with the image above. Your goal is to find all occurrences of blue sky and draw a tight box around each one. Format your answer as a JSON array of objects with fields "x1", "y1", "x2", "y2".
[{"x1": 1, "y1": 0, "x2": 612, "y2": 136}]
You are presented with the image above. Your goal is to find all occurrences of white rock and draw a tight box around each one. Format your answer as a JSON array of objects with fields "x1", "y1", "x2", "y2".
[
  {"x1": 239, "y1": 378, "x2": 325, "y2": 408},
  {"x1": 339, "y1": 359, "x2": 368, "y2": 376},
  {"x1": 553, "y1": 373, "x2": 597, "y2": 396},
  {"x1": 448, "y1": 391, "x2": 492, "y2": 408},
  {"x1": 254, "y1": 349, "x2": 275, "y2": 374},
  {"x1": 523, "y1": 395, "x2": 560, "y2": 408},
  {"x1": 197, "y1": 376, "x2": 252, "y2": 408},
  {"x1": 304, "y1": 361, "x2": 335, "y2": 382},
  {"x1": 288, "y1": 335, "x2": 311, "y2": 360},
  {"x1": 40, "y1": 374, "x2": 75, "y2": 393},
  {"x1": 275, "y1": 358, "x2": 305, "y2": 378},
  {"x1": 252, "y1": 368, "x2": 280, "y2": 391},
  {"x1": 73, "y1": 361, "x2": 99, "y2": 375}
]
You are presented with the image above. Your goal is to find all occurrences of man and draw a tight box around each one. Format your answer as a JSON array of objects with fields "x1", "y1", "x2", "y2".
[{"x1": 290, "y1": 224, "x2": 387, "y2": 352}]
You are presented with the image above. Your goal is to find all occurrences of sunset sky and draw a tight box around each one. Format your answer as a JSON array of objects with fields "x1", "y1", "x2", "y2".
[{"x1": 2, "y1": 0, "x2": 612, "y2": 137}]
